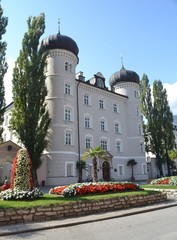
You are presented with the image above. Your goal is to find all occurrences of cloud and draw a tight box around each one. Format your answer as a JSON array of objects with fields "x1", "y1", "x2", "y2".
[
  {"x1": 4, "y1": 58, "x2": 15, "y2": 105},
  {"x1": 163, "y1": 82, "x2": 177, "y2": 115}
]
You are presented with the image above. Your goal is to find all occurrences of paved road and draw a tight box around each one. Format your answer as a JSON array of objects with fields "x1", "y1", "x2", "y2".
[{"x1": 2, "y1": 205, "x2": 177, "y2": 240}]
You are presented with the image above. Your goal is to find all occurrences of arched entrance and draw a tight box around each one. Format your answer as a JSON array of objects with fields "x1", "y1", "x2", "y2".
[{"x1": 102, "y1": 161, "x2": 110, "y2": 181}]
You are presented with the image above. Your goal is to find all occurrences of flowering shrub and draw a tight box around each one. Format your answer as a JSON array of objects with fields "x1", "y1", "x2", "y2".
[
  {"x1": 0, "y1": 148, "x2": 43, "y2": 200},
  {"x1": 0, "y1": 188, "x2": 43, "y2": 200},
  {"x1": 151, "y1": 176, "x2": 177, "y2": 185},
  {"x1": 62, "y1": 187, "x2": 76, "y2": 198},
  {"x1": 50, "y1": 182, "x2": 140, "y2": 198}
]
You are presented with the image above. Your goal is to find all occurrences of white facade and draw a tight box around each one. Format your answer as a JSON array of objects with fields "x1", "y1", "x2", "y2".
[{"x1": 3, "y1": 32, "x2": 149, "y2": 185}]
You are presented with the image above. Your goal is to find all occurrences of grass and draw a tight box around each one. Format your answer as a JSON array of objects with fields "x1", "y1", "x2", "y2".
[
  {"x1": 142, "y1": 184, "x2": 177, "y2": 189},
  {"x1": 0, "y1": 190, "x2": 155, "y2": 210}
]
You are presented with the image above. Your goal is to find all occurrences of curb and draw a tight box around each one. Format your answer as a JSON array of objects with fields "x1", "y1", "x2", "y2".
[{"x1": 1, "y1": 199, "x2": 177, "y2": 237}]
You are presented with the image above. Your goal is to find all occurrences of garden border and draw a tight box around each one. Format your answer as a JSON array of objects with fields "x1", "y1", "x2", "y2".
[{"x1": 0, "y1": 192, "x2": 167, "y2": 226}]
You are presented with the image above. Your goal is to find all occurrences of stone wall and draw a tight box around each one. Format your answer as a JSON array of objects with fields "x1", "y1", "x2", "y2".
[
  {"x1": 0, "y1": 192, "x2": 167, "y2": 226},
  {"x1": 144, "y1": 188, "x2": 177, "y2": 199}
]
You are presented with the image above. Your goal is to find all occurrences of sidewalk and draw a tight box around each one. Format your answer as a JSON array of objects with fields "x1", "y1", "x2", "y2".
[{"x1": 1, "y1": 198, "x2": 177, "y2": 237}]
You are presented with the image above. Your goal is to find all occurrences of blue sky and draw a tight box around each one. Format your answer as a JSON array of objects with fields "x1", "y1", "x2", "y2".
[{"x1": 2, "y1": 0, "x2": 177, "y2": 114}]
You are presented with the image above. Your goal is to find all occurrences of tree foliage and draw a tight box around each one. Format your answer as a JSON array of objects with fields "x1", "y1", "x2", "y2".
[
  {"x1": 140, "y1": 74, "x2": 175, "y2": 176},
  {"x1": 0, "y1": 3, "x2": 8, "y2": 141},
  {"x1": 10, "y1": 13, "x2": 51, "y2": 185}
]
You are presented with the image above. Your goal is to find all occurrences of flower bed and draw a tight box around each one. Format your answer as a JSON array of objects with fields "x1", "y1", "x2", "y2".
[
  {"x1": 151, "y1": 176, "x2": 177, "y2": 185},
  {"x1": 50, "y1": 182, "x2": 140, "y2": 198}
]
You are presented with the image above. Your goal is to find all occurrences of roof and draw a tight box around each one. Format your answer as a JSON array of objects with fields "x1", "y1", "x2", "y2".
[
  {"x1": 109, "y1": 66, "x2": 140, "y2": 87},
  {"x1": 42, "y1": 33, "x2": 79, "y2": 58}
]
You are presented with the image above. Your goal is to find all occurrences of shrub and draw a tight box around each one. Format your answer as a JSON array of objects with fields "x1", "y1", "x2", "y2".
[
  {"x1": 151, "y1": 176, "x2": 177, "y2": 186},
  {"x1": 0, "y1": 188, "x2": 43, "y2": 200}
]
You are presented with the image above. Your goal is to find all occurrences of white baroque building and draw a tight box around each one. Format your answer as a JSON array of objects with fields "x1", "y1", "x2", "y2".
[{"x1": 2, "y1": 30, "x2": 148, "y2": 185}]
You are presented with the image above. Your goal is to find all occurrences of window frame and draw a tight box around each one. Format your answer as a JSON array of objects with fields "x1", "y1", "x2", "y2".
[
  {"x1": 118, "y1": 164, "x2": 124, "y2": 176},
  {"x1": 64, "y1": 130, "x2": 73, "y2": 146},
  {"x1": 65, "y1": 161, "x2": 75, "y2": 177}
]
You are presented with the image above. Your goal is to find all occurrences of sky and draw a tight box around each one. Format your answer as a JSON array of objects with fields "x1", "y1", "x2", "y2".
[{"x1": 1, "y1": 0, "x2": 177, "y2": 114}]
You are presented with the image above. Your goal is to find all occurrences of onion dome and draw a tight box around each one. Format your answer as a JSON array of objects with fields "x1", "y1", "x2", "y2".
[
  {"x1": 42, "y1": 33, "x2": 79, "y2": 58},
  {"x1": 109, "y1": 66, "x2": 140, "y2": 87}
]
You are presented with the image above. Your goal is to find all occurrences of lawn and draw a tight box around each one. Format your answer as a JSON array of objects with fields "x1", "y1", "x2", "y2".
[
  {"x1": 0, "y1": 190, "x2": 155, "y2": 209},
  {"x1": 142, "y1": 184, "x2": 177, "y2": 189}
]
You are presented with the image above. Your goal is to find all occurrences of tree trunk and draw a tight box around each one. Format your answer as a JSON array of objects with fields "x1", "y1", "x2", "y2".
[
  {"x1": 92, "y1": 157, "x2": 98, "y2": 182},
  {"x1": 166, "y1": 154, "x2": 171, "y2": 176},
  {"x1": 32, "y1": 169, "x2": 39, "y2": 187}
]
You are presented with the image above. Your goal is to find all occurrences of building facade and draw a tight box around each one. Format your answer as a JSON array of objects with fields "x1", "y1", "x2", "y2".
[{"x1": 2, "y1": 31, "x2": 148, "y2": 185}]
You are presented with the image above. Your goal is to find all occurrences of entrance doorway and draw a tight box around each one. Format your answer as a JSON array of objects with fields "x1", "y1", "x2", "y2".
[{"x1": 102, "y1": 161, "x2": 110, "y2": 181}]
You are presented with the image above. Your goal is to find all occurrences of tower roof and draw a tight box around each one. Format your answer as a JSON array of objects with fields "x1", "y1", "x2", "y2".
[
  {"x1": 42, "y1": 33, "x2": 79, "y2": 58},
  {"x1": 109, "y1": 66, "x2": 140, "y2": 87}
]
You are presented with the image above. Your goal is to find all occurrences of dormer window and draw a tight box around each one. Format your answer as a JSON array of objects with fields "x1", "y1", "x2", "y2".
[{"x1": 97, "y1": 78, "x2": 104, "y2": 88}]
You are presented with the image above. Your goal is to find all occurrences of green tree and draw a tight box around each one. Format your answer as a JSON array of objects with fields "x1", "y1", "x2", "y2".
[
  {"x1": 0, "y1": 3, "x2": 8, "y2": 142},
  {"x1": 10, "y1": 13, "x2": 51, "y2": 185},
  {"x1": 82, "y1": 146, "x2": 108, "y2": 182},
  {"x1": 168, "y1": 149, "x2": 177, "y2": 161},
  {"x1": 140, "y1": 75, "x2": 175, "y2": 176},
  {"x1": 127, "y1": 159, "x2": 137, "y2": 181}
]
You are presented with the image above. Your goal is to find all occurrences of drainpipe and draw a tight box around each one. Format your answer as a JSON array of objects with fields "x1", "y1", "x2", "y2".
[{"x1": 76, "y1": 81, "x2": 81, "y2": 178}]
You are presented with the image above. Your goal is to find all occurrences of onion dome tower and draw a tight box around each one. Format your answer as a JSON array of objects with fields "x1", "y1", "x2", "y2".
[
  {"x1": 109, "y1": 61, "x2": 144, "y2": 160},
  {"x1": 42, "y1": 23, "x2": 79, "y2": 185}
]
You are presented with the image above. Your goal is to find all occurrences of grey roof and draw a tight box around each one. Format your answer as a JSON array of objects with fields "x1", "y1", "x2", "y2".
[
  {"x1": 109, "y1": 66, "x2": 140, "y2": 87},
  {"x1": 42, "y1": 33, "x2": 79, "y2": 58}
]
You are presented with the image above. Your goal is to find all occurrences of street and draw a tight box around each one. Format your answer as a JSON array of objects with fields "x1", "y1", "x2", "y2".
[{"x1": 1, "y1": 206, "x2": 177, "y2": 240}]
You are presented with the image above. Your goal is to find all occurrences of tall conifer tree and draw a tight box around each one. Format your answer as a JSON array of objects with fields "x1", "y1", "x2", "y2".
[
  {"x1": 10, "y1": 14, "x2": 51, "y2": 185},
  {"x1": 140, "y1": 75, "x2": 175, "y2": 176},
  {"x1": 0, "y1": 3, "x2": 8, "y2": 142}
]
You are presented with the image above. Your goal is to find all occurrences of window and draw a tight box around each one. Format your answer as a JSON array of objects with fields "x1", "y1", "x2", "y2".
[
  {"x1": 134, "y1": 90, "x2": 139, "y2": 98},
  {"x1": 65, "y1": 62, "x2": 68, "y2": 71},
  {"x1": 136, "y1": 106, "x2": 140, "y2": 116},
  {"x1": 142, "y1": 164, "x2": 147, "y2": 175},
  {"x1": 100, "y1": 120, "x2": 105, "y2": 131},
  {"x1": 140, "y1": 142, "x2": 144, "y2": 152},
  {"x1": 85, "y1": 137, "x2": 91, "y2": 149},
  {"x1": 65, "y1": 131, "x2": 72, "y2": 145},
  {"x1": 87, "y1": 164, "x2": 92, "y2": 180},
  {"x1": 113, "y1": 104, "x2": 118, "y2": 113},
  {"x1": 69, "y1": 64, "x2": 72, "y2": 72},
  {"x1": 85, "y1": 117, "x2": 90, "y2": 128},
  {"x1": 115, "y1": 122, "x2": 120, "y2": 134},
  {"x1": 116, "y1": 141, "x2": 121, "y2": 152},
  {"x1": 65, "y1": 83, "x2": 71, "y2": 95},
  {"x1": 101, "y1": 139, "x2": 107, "y2": 150},
  {"x1": 65, "y1": 108, "x2": 71, "y2": 121},
  {"x1": 118, "y1": 165, "x2": 124, "y2": 176},
  {"x1": 99, "y1": 99, "x2": 104, "y2": 109},
  {"x1": 83, "y1": 94, "x2": 89, "y2": 105},
  {"x1": 138, "y1": 124, "x2": 142, "y2": 135},
  {"x1": 65, "y1": 162, "x2": 74, "y2": 177}
]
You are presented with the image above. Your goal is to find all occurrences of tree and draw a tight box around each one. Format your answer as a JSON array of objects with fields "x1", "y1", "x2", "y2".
[
  {"x1": 140, "y1": 75, "x2": 175, "y2": 176},
  {"x1": 9, "y1": 14, "x2": 51, "y2": 186},
  {"x1": 0, "y1": 4, "x2": 8, "y2": 142},
  {"x1": 168, "y1": 149, "x2": 177, "y2": 161},
  {"x1": 82, "y1": 146, "x2": 108, "y2": 182},
  {"x1": 127, "y1": 159, "x2": 137, "y2": 181},
  {"x1": 76, "y1": 160, "x2": 87, "y2": 183}
]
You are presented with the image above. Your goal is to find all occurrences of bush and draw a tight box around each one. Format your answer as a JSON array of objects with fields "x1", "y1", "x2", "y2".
[
  {"x1": 151, "y1": 176, "x2": 177, "y2": 186},
  {"x1": 62, "y1": 187, "x2": 76, "y2": 198},
  {"x1": 0, "y1": 188, "x2": 43, "y2": 200}
]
